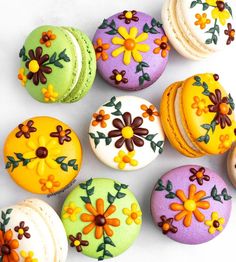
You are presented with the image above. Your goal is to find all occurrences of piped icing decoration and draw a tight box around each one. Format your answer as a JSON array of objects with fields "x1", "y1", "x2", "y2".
[
  {"x1": 14, "y1": 221, "x2": 31, "y2": 240},
  {"x1": 122, "y1": 203, "x2": 142, "y2": 225},
  {"x1": 63, "y1": 202, "x2": 82, "y2": 222},
  {"x1": 93, "y1": 38, "x2": 110, "y2": 61},
  {"x1": 191, "y1": 96, "x2": 209, "y2": 116},
  {"x1": 40, "y1": 30, "x2": 56, "y2": 47},
  {"x1": 39, "y1": 175, "x2": 61, "y2": 194},
  {"x1": 41, "y1": 84, "x2": 58, "y2": 102},
  {"x1": 194, "y1": 13, "x2": 211, "y2": 29},
  {"x1": 114, "y1": 150, "x2": 138, "y2": 170},
  {"x1": 218, "y1": 134, "x2": 231, "y2": 153},
  {"x1": 92, "y1": 110, "x2": 110, "y2": 128},
  {"x1": 153, "y1": 36, "x2": 171, "y2": 58},
  {"x1": 158, "y1": 216, "x2": 178, "y2": 234},
  {"x1": 140, "y1": 104, "x2": 159, "y2": 121},
  {"x1": 118, "y1": 10, "x2": 139, "y2": 24},
  {"x1": 69, "y1": 232, "x2": 89, "y2": 252},
  {"x1": 189, "y1": 166, "x2": 210, "y2": 185},
  {"x1": 15, "y1": 120, "x2": 37, "y2": 139},
  {"x1": 224, "y1": 23, "x2": 235, "y2": 44},
  {"x1": 110, "y1": 69, "x2": 128, "y2": 85},
  {"x1": 50, "y1": 125, "x2": 72, "y2": 145},
  {"x1": 20, "y1": 250, "x2": 38, "y2": 262},
  {"x1": 18, "y1": 68, "x2": 27, "y2": 86},
  {"x1": 205, "y1": 212, "x2": 225, "y2": 234}
]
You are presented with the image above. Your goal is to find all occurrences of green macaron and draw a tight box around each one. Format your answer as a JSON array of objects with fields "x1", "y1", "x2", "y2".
[{"x1": 18, "y1": 25, "x2": 96, "y2": 103}]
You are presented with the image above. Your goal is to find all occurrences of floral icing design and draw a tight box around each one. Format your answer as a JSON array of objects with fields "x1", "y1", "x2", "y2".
[
  {"x1": 189, "y1": 167, "x2": 210, "y2": 185},
  {"x1": 224, "y1": 23, "x2": 235, "y2": 44},
  {"x1": 110, "y1": 69, "x2": 128, "y2": 85},
  {"x1": 205, "y1": 212, "x2": 225, "y2": 234},
  {"x1": 93, "y1": 38, "x2": 110, "y2": 61},
  {"x1": 63, "y1": 202, "x2": 82, "y2": 222},
  {"x1": 18, "y1": 68, "x2": 27, "y2": 86},
  {"x1": 122, "y1": 203, "x2": 142, "y2": 225},
  {"x1": 114, "y1": 150, "x2": 138, "y2": 170},
  {"x1": 20, "y1": 250, "x2": 38, "y2": 262},
  {"x1": 0, "y1": 229, "x2": 19, "y2": 262},
  {"x1": 141, "y1": 104, "x2": 159, "y2": 121},
  {"x1": 190, "y1": 0, "x2": 233, "y2": 45},
  {"x1": 14, "y1": 222, "x2": 30, "y2": 240},
  {"x1": 40, "y1": 30, "x2": 56, "y2": 47},
  {"x1": 15, "y1": 120, "x2": 37, "y2": 139},
  {"x1": 41, "y1": 84, "x2": 58, "y2": 102},
  {"x1": 39, "y1": 175, "x2": 61, "y2": 194},
  {"x1": 153, "y1": 36, "x2": 170, "y2": 58},
  {"x1": 118, "y1": 10, "x2": 139, "y2": 24},
  {"x1": 158, "y1": 216, "x2": 178, "y2": 234},
  {"x1": 218, "y1": 134, "x2": 231, "y2": 153},
  {"x1": 69, "y1": 232, "x2": 89, "y2": 252},
  {"x1": 50, "y1": 125, "x2": 72, "y2": 145},
  {"x1": 191, "y1": 96, "x2": 209, "y2": 116},
  {"x1": 92, "y1": 110, "x2": 110, "y2": 128}
]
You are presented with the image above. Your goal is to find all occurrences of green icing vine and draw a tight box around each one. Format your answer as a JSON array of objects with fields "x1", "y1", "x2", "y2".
[
  {"x1": 143, "y1": 18, "x2": 162, "y2": 34},
  {"x1": 55, "y1": 157, "x2": 78, "y2": 172},
  {"x1": 97, "y1": 234, "x2": 116, "y2": 261},
  {"x1": 98, "y1": 19, "x2": 118, "y2": 35},
  {"x1": 44, "y1": 49, "x2": 70, "y2": 68},
  {"x1": 5, "y1": 153, "x2": 32, "y2": 171},
  {"x1": 103, "y1": 96, "x2": 123, "y2": 116},
  {"x1": 19, "y1": 46, "x2": 29, "y2": 61},
  {"x1": 0, "y1": 209, "x2": 12, "y2": 232},
  {"x1": 197, "y1": 121, "x2": 217, "y2": 144},
  {"x1": 88, "y1": 132, "x2": 112, "y2": 148},
  {"x1": 80, "y1": 178, "x2": 94, "y2": 204},
  {"x1": 193, "y1": 75, "x2": 210, "y2": 96},
  {"x1": 155, "y1": 179, "x2": 176, "y2": 199},
  {"x1": 144, "y1": 134, "x2": 164, "y2": 154},
  {"x1": 136, "y1": 61, "x2": 150, "y2": 86},
  {"x1": 200, "y1": 185, "x2": 232, "y2": 203}
]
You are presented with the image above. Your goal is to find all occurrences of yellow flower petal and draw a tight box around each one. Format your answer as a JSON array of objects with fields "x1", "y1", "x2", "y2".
[
  {"x1": 131, "y1": 203, "x2": 138, "y2": 212},
  {"x1": 218, "y1": 225, "x2": 223, "y2": 231},
  {"x1": 63, "y1": 213, "x2": 70, "y2": 219},
  {"x1": 135, "y1": 32, "x2": 148, "y2": 43},
  {"x1": 218, "y1": 218, "x2": 225, "y2": 225},
  {"x1": 114, "y1": 156, "x2": 121, "y2": 163},
  {"x1": 130, "y1": 159, "x2": 138, "y2": 167},
  {"x1": 27, "y1": 158, "x2": 39, "y2": 169},
  {"x1": 70, "y1": 202, "x2": 76, "y2": 209},
  {"x1": 118, "y1": 26, "x2": 129, "y2": 39},
  {"x1": 123, "y1": 208, "x2": 131, "y2": 216},
  {"x1": 37, "y1": 159, "x2": 45, "y2": 176},
  {"x1": 46, "y1": 139, "x2": 56, "y2": 149},
  {"x1": 70, "y1": 214, "x2": 78, "y2": 222},
  {"x1": 39, "y1": 136, "x2": 46, "y2": 147},
  {"x1": 118, "y1": 161, "x2": 126, "y2": 169},
  {"x1": 205, "y1": 220, "x2": 213, "y2": 226},
  {"x1": 206, "y1": 0, "x2": 217, "y2": 5},
  {"x1": 136, "y1": 43, "x2": 150, "y2": 52},
  {"x1": 112, "y1": 37, "x2": 125, "y2": 45},
  {"x1": 134, "y1": 218, "x2": 142, "y2": 225},
  {"x1": 45, "y1": 158, "x2": 58, "y2": 169},
  {"x1": 27, "y1": 140, "x2": 37, "y2": 150},
  {"x1": 118, "y1": 150, "x2": 126, "y2": 157},
  {"x1": 130, "y1": 27, "x2": 138, "y2": 39},
  {"x1": 23, "y1": 151, "x2": 36, "y2": 159},
  {"x1": 212, "y1": 212, "x2": 219, "y2": 220},
  {"x1": 126, "y1": 217, "x2": 133, "y2": 225},
  {"x1": 112, "y1": 46, "x2": 125, "y2": 57},
  {"x1": 209, "y1": 226, "x2": 216, "y2": 234},
  {"x1": 127, "y1": 151, "x2": 135, "y2": 158},
  {"x1": 20, "y1": 251, "x2": 27, "y2": 258},
  {"x1": 124, "y1": 50, "x2": 132, "y2": 65},
  {"x1": 132, "y1": 49, "x2": 143, "y2": 63}
]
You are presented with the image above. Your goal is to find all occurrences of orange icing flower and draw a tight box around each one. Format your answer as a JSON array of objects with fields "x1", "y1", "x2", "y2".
[
  {"x1": 191, "y1": 96, "x2": 209, "y2": 116},
  {"x1": 92, "y1": 110, "x2": 110, "y2": 128},
  {"x1": 39, "y1": 175, "x2": 61, "y2": 193},
  {"x1": 81, "y1": 198, "x2": 120, "y2": 239},
  {"x1": 40, "y1": 30, "x2": 56, "y2": 47},
  {"x1": 18, "y1": 68, "x2": 27, "y2": 86},
  {"x1": 153, "y1": 36, "x2": 170, "y2": 58},
  {"x1": 93, "y1": 38, "x2": 110, "y2": 61},
  {"x1": 170, "y1": 184, "x2": 210, "y2": 227},
  {"x1": 140, "y1": 104, "x2": 159, "y2": 121},
  {"x1": 218, "y1": 134, "x2": 231, "y2": 153},
  {"x1": 195, "y1": 13, "x2": 211, "y2": 29}
]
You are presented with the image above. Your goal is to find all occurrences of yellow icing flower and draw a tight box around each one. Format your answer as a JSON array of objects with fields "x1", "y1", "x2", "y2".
[
  {"x1": 112, "y1": 26, "x2": 150, "y2": 65},
  {"x1": 205, "y1": 212, "x2": 225, "y2": 234},
  {"x1": 123, "y1": 203, "x2": 142, "y2": 225},
  {"x1": 63, "y1": 202, "x2": 82, "y2": 222},
  {"x1": 41, "y1": 84, "x2": 58, "y2": 102},
  {"x1": 114, "y1": 150, "x2": 138, "y2": 170},
  {"x1": 20, "y1": 250, "x2": 38, "y2": 262},
  {"x1": 23, "y1": 136, "x2": 61, "y2": 176},
  {"x1": 18, "y1": 68, "x2": 27, "y2": 86},
  {"x1": 218, "y1": 134, "x2": 231, "y2": 153},
  {"x1": 191, "y1": 96, "x2": 209, "y2": 116},
  {"x1": 195, "y1": 13, "x2": 211, "y2": 29},
  {"x1": 206, "y1": 0, "x2": 230, "y2": 26}
]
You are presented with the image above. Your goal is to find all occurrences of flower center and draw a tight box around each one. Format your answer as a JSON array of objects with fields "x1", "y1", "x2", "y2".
[
  {"x1": 44, "y1": 91, "x2": 52, "y2": 98},
  {"x1": 124, "y1": 38, "x2": 136, "y2": 50},
  {"x1": 184, "y1": 200, "x2": 196, "y2": 212},
  {"x1": 219, "y1": 103, "x2": 230, "y2": 115},
  {"x1": 1, "y1": 244, "x2": 11, "y2": 255},
  {"x1": 131, "y1": 212, "x2": 138, "y2": 220},
  {"x1": 25, "y1": 258, "x2": 33, "y2": 262},
  {"x1": 18, "y1": 228, "x2": 24, "y2": 235},
  {"x1": 96, "y1": 115, "x2": 103, "y2": 122},
  {"x1": 223, "y1": 139, "x2": 231, "y2": 148},
  {"x1": 22, "y1": 125, "x2": 29, "y2": 133},
  {"x1": 198, "y1": 101, "x2": 206, "y2": 110},
  {"x1": 160, "y1": 42, "x2": 167, "y2": 50},
  {"x1": 196, "y1": 171, "x2": 204, "y2": 179},
  {"x1": 46, "y1": 181, "x2": 53, "y2": 189},
  {"x1": 96, "y1": 46, "x2": 103, "y2": 53},
  {"x1": 18, "y1": 73, "x2": 23, "y2": 80},
  {"x1": 125, "y1": 11, "x2": 133, "y2": 19},
  {"x1": 95, "y1": 214, "x2": 106, "y2": 226},
  {"x1": 146, "y1": 108, "x2": 153, "y2": 115},
  {"x1": 29, "y1": 60, "x2": 40, "y2": 73},
  {"x1": 67, "y1": 208, "x2": 74, "y2": 215},
  {"x1": 36, "y1": 146, "x2": 48, "y2": 158},
  {"x1": 216, "y1": 1, "x2": 225, "y2": 11},
  {"x1": 121, "y1": 126, "x2": 134, "y2": 139},
  {"x1": 162, "y1": 223, "x2": 170, "y2": 231},
  {"x1": 42, "y1": 35, "x2": 50, "y2": 42},
  {"x1": 74, "y1": 240, "x2": 81, "y2": 247},
  {"x1": 230, "y1": 30, "x2": 235, "y2": 37},
  {"x1": 213, "y1": 220, "x2": 220, "y2": 228},
  {"x1": 115, "y1": 74, "x2": 123, "y2": 82},
  {"x1": 60, "y1": 131, "x2": 66, "y2": 137},
  {"x1": 122, "y1": 156, "x2": 131, "y2": 163}
]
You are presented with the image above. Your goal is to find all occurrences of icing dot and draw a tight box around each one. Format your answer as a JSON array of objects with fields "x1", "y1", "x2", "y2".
[
  {"x1": 60, "y1": 131, "x2": 66, "y2": 137},
  {"x1": 213, "y1": 220, "x2": 220, "y2": 228},
  {"x1": 198, "y1": 101, "x2": 206, "y2": 110},
  {"x1": 122, "y1": 156, "x2": 131, "y2": 163},
  {"x1": 184, "y1": 200, "x2": 196, "y2": 212},
  {"x1": 1, "y1": 245, "x2": 11, "y2": 255},
  {"x1": 21, "y1": 125, "x2": 29, "y2": 133},
  {"x1": 74, "y1": 240, "x2": 81, "y2": 247},
  {"x1": 95, "y1": 215, "x2": 106, "y2": 226},
  {"x1": 125, "y1": 11, "x2": 133, "y2": 19},
  {"x1": 36, "y1": 147, "x2": 48, "y2": 159},
  {"x1": 115, "y1": 74, "x2": 123, "y2": 82},
  {"x1": 160, "y1": 42, "x2": 167, "y2": 50},
  {"x1": 162, "y1": 223, "x2": 170, "y2": 231},
  {"x1": 131, "y1": 212, "x2": 138, "y2": 220},
  {"x1": 18, "y1": 228, "x2": 24, "y2": 235},
  {"x1": 196, "y1": 171, "x2": 204, "y2": 179},
  {"x1": 96, "y1": 115, "x2": 103, "y2": 122},
  {"x1": 29, "y1": 60, "x2": 40, "y2": 73},
  {"x1": 219, "y1": 103, "x2": 230, "y2": 115},
  {"x1": 124, "y1": 39, "x2": 136, "y2": 50},
  {"x1": 46, "y1": 181, "x2": 53, "y2": 189},
  {"x1": 121, "y1": 126, "x2": 134, "y2": 139}
]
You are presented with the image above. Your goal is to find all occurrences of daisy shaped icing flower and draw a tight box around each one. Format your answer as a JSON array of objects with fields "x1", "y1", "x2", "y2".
[
  {"x1": 122, "y1": 203, "x2": 142, "y2": 225},
  {"x1": 205, "y1": 212, "x2": 225, "y2": 234},
  {"x1": 206, "y1": 0, "x2": 230, "y2": 26},
  {"x1": 114, "y1": 150, "x2": 138, "y2": 170}
]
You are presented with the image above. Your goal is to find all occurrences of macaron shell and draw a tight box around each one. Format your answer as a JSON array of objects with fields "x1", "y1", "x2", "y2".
[
  {"x1": 181, "y1": 73, "x2": 235, "y2": 155},
  {"x1": 61, "y1": 178, "x2": 142, "y2": 259},
  {"x1": 4, "y1": 116, "x2": 82, "y2": 194},
  {"x1": 227, "y1": 143, "x2": 236, "y2": 187}
]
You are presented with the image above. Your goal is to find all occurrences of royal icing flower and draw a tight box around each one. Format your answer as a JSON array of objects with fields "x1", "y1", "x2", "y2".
[
  {"x1": 15, "y1": 120, "x2": 37, "y2": 139},
  {"x1": 206, "y1": 0, "x2": 230, "y2": 26},
  {"x1": 153, "y1": 36, "x2": 170, "y2": 58},
  {"x1": 140, "y1": 104, "x2": 159, "y2": 121},
  {"x1": 194, "y1": 13, "x2": 211, "y2": 29},
  {"x1": 0, "y1": 229, "x2": 19, "y2": 262},
  {"x1": 20, "y1": 250, "x2": 38, "y2": 262},
  {"x1": 208, "y1": 89, "x2": 232, "y2": 128},
  {"x1": 191, "y1": 96, "x2": 209, "y2": 116},
  {"x1": 158, "y1": 215, "x2": 178, "y2": 234},
  {"x1": 18, "y1": 68, "x2": 27, "y2": 86},
  {"x1": 81, "y1": 198, "x2": 120, "y2": 239},
  {"x1": 170, "y1": 184, "x2": 210, "y2": 227},
  {"x1": 225, "y1": 23, "x2": 235, "y2": 45},
  {"x1": 122, "y1": 203, "x2": 142, "y2": 225},
  {"x1": 50, "y1": 125, "x2": 72, "y2": 145},
  {"x1": 93, "y1": 38, "x2": 110, "y2": 61},
  {"x1": 118, "y1": 10, "x2": 139, "y2": 24},
  {"x1": 109, "y1": 69, "x2": 128, "y2": 85},
  {"x1": 63, "y1": 202, "x2": 82, "y2": 222},
  {"x1": 112, "y1": 27, "x2": 150, "y2": 65},
  {"x1": 14, "y1": 221, "x2": 31, "y2": 240},
  {"x1": 23, "y1": 136, "x2": 61, "y2": 176},
  {"x1": 26, "y1": 47, "x2": 52, "y2": 85},
  {"x1": 114, "y1": 150, "x2": 138, "y2": 170},
  {"x1": 108, "y1": 112, "x2": 149, "y2": 152},
  {"x1": 189, "y1": 167, "x2": 210, "y2": 185},
  {"x1": 39, "y1": 175, "x2": 61, "y2": 194},
  {"x1": 218, "y1": 134, "x2": 231, "y2": 153},
  {"x1": 92, "y1": 110, "x2": 110, "y2": 128},
  {"x1": 69, "y1": 232, "x2": 89, "y2": 252},
  {"x1": 41, "y1": 84, "x2": 58, "y2": 102},
  {"x1": 40, "y1": 30, "x2": 56, "y2": 47},
  {"x1": 205, "y1": 212, "x2": 225, "y2": 234}
]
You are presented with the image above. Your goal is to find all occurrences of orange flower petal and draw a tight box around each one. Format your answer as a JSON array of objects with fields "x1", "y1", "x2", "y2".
[
  {"x1": 175, "y1": 210, "x2": 187, "y2": 221},
  {"x1": 96, "y1": 198, "x2": 104, "y2": 214},
  {"x1": 95, "y1": 226, "x2": 103, "y2": 239},
  {"x1": 183, "y1": 211, "x2": 192, "y2": 227},
  {"x1": 176, "y1": 190, "x2": 187, "y2": 202},
  {"x1": 104, "y1": 205, "x2": 116, "y2": 217},
  {"x1": 102, "y1": 43, "x2": 110, "y2": 50},
  {"x1": 92, "y1": 120, "x2": 99, "y2": 127},
  {"x1": 81, "y1": 213, "x2": 95, "y2": 222},
  {"x1": 0, "y1": 230, "x2": 4, "y2": 244},
  {"x1": 154, "y1": 39, "x2": 162, "y2": 45},
  {"x1": 83, "y1": 222, "x2": 95, "y2": 235},
  {"x1": 97, "y1": 38, "x2": 103, "y2": 46},
  {"x1": 85, "y1": 203, "x2": 98, "y2": 216},
  {"x1": 141, "y1": 104, "x2": 148, "y2": 111},
  {"x1": 193, "y1": 190, "x2": 206, "y2": 201},
  {"x1": 153, "y1": 47, "x2": 161, "y2": 54},
  {"x1": 99, "y1": 110, "x2": 105, "y2": 116},
  {"x1": 193, "y1": 208, "x2": 205, "y2": 222},
  {"x1": 4, "y1": 229, "x2": 13, "y2": 241},
  {"x1": 196, "y1": 201, "x2": 210, "y2": 209},
  {"x1": 96, "y1": 53, "x2": 101, "y2": 60},
  {"x1": 101, "y1": 52, "x2": 109, "y2": 61},
  {"x1": 142, "y1": 112, "x2": 149, "y2": 118},
  {"x1": 103, "y1": 224, "x2": 113, "y2": 237},
  {"x1": 3, "y1": 256, "x2": 9, "y2": 262},
  {"x1": 106, "y1": 218, "x2": 120, "y2": 227},
  {"x1": 101, "y1": 121, "x2": 107, "y2": 128},
  {"x1": 188, "y1": 184, "x2": 197, "y2": 200},
  {"x1": 103, "y1": 114, "x2": 110, "y2": 120},
  {"x1": 170, "y1": 203, "x2": 185, "y2": 211},
  {"x1": 149, "y1": 115, "x2": 155, "y2": 121},
  {"x1": 9, "y1": 239, "x2": 19, "y2": 249}
]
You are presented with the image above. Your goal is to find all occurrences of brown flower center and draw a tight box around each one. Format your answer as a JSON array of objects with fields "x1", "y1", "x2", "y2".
[
  {"x1": 146, "y1": 108, "x2": 153, "y2": 115},
  {"x1": 42, "y1": 35, "x2": 50, "y2": 42},
  {"x1": 216, "y1": 1, "x2": 225, "y2": 11},
  {"x1": 96, "y1": 46, "x2": 103, "y2": 53},
  {"x1": 124, "y1": 39, "x2": 136, "y2": 50},
  {"x1": 95, "y1": 215, "x2": 106, "y2": 226},
  {"x1": 160, "y1": 42, "x2": 167, "y2": 50},
  {"x1": 213, "y1": 74, "x2": 219, "y2": 81},
  {"x1": 219, "y1": 103, "x2": 230, "y2": 115},
  {"x1": 36, "y1": 147, "x2": 48, "y2": 158},
  {"x1": 1, "y1": 245, "x2": 11, "y2": 255},
  {"x1": 162, "y1": 223, "x2": 170, "y2": 231},
  {"x1": 96, "y1": 115, "x2": 103, "y2": 122},
  {"x1": 213, "y1": 220, "x2": 220, "y2": 228}
]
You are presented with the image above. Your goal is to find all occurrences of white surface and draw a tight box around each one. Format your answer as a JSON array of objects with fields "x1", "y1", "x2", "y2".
[{"x1": 0, "y1": 1, "x2": 235, "y2": 262}]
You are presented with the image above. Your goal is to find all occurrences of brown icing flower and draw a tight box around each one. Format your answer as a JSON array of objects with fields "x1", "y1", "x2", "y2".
[
  {"x1": 110, "y1": 69, "x2": 128, "y2": 85},
  {"x1": 15, "y1": 120, "x2": 37, "y2": 139},
  {"x1": 26, "y1": 47, "x2": 52, "y2": 85},
  {"x1": 50, "y1": 125, "x2": 71, "y2": 145},
  {"x1": 189, "y1": 167, "x2": 210, "y2": 186},
  {"x1": 158, "y1": 216, "x2": 178, "y2": 234},
  {"x1": 92, "y1": 110, "x2": 110, "y2": 128},
  {"x1": 224, "y1": 23, "x2": 235, "y2": 45},
  {"x1": 108, "y1": 112, "x2": 149, "y2": 152},
  {"x1": 40, "y1": 30, "x2": 56, "y2": 47},
  {"x1": 118, "y1": 10, "x2": 139, "y2": 24},
  {"x1": 69, "y1": 232, "x2": 89, "y2": 252},
  {"x1": 208, "y1": 89, "x2": 232, "y2": 129},
  {"x1": 14, "y1": 221, "x2": 31, "y2": 240},
  {"x1": 93, "y1": 38, "x2": 110, "y2": 61}
]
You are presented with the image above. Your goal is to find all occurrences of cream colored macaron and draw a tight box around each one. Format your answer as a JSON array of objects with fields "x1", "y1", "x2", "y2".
[{"x1": 227, "y1": 143, "x2": 236, "y2": 187}]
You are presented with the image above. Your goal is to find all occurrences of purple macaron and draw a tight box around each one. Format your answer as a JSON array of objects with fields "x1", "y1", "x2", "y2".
[
  {"x1": 93, "y1": 10, "x2": 170, "y2": 91},
  {"x1": 151, "y1": 165, "x2": 232, "y2": 245}
]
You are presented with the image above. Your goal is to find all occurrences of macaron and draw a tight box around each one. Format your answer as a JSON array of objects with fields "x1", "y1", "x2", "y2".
[
  {"x1": 4, "y1": 116, "x2": 82, "y2": 194},
  {"x1": 93, "y1": 10, "x2": 170, "y2": 91},
  {"x1": 0, "y1": 198, "x2": 68, "y2": 261},
  {"x1": 89, "y1": 96, "x2": 165, "y2": 171},
  {"x1": 18, "y1": 25, "x2": 96, "y2": 103},
  {"x1": 160, "y1": 73, "x2": 236, "y2": 157},
  {"x1": 61, "y1": 178, "x2": 142, "y2": 259},
  {"x1": 227, "y1": 142, "x2": 236, "y2": 187},
  {"x1": 162, "y1": 0, "x2": 235, "y2": 60},
  {"x1": 151, "y1": 165, "x2": 232, "y2": 244}
]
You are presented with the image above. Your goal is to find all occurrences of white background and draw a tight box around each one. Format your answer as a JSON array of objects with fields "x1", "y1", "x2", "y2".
[{"x1": 0, "y1": 0, "x2": 235, "y2": 261}]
